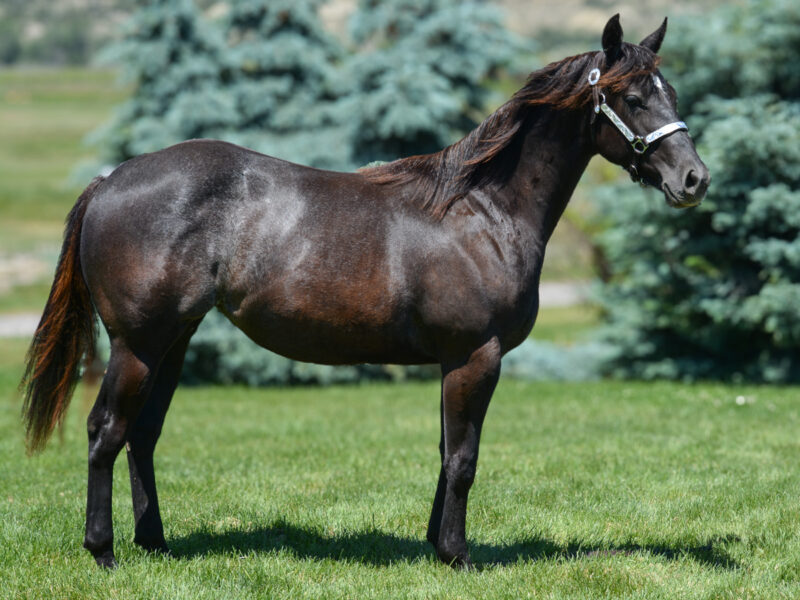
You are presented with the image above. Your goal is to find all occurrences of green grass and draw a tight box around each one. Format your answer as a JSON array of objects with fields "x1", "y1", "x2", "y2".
[
  {"x1": 2, "y1": 343, "x2": 800, "y2": 598},
  {"x1": 0, "y1": 281, "x2": 52, "y2": 314}
]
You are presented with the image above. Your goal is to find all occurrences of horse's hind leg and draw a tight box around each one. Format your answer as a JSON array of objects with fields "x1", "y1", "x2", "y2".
[
  {"x1": 126, "y1": 322, "x2": 200, "y2": 554},
  {"x1": 83, "y1": 339, "x2": 158, "y2": 567},
  {"x1": 427, "y1": 338, "x2": 501, "y2": 568}
]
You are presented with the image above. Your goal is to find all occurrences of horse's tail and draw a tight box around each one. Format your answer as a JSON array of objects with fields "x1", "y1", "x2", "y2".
[{"x1": 21, "y1": 176, "x2": 104, "y2": 453}]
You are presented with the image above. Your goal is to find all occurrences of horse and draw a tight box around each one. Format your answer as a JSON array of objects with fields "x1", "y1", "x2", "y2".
[{"x1": 21, "y1": 14, "x2": 709, "y2": 568}]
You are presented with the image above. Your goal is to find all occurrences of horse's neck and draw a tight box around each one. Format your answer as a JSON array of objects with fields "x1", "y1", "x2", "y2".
[{"x1": 500, "y1": 110, "x2": 594, "y2": 249}]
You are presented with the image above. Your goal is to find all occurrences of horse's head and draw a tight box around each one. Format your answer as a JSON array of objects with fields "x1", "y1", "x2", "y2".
[{"x1": 590, "y1": 15, "x2": 709, "y2": 208}]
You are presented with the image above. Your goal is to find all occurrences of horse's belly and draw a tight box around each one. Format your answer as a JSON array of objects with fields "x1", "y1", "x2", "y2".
[
  {"x1": 225, "y1": 288, "x2": 434, "y2": 365},
  {"x1": 232, "y1": 313, "x2": 432, "y2": 365}
]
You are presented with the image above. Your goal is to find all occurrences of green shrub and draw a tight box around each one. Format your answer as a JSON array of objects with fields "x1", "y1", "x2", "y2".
[
  {"x1": 90, "y1": 0, "x2": 524, "y2": 171},
  {"x1": 214, "y1": 0, "x2": 351, "y2": 170},
  {"x1": 501, "y1": 339, "x2": 612, "y2": 382},
  {"x1": 345, "y1": 0, "x2": 526, "y2": 164},
  {"x1": 593, "y1": 0, "x2": 800, "y2": 381}
]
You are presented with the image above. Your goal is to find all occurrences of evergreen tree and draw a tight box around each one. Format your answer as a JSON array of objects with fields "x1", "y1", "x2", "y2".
[
  {"x1": 220, "y1": 0, "x2": 350, "y2": 170},
  {"x1": 91, "y1": 0, "x2": 235, "y2": 166},
  {"x1": 592, "y1": 0, "x2": 800, "y2": 381},
  {"x1": 345, "y1": 0, "x2": 525, "y2": 164}
]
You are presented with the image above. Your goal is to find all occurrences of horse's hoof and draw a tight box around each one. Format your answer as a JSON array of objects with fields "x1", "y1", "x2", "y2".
[
  {"x1": 436, "y1": 546, "x2": 472, "y2": 569},
  {"x1": 94, "y1": 552, "x2": 117, "y2": 569},
  {"x1": 143, "y1": 544, "x2": 171, "y2": 557},
  {"x1": 84, "y1": 538, "x2": 116, "y2": 568}
]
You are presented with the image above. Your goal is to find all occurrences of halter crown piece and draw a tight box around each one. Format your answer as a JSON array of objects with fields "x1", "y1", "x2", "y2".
[{"x1": 587, "y1": 67, "x2": 688, "y2": 185}]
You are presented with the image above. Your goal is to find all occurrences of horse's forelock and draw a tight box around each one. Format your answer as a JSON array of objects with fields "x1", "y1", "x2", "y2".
[{"x1": 517, "y1": 44, "x2": 660, "y2": 111}]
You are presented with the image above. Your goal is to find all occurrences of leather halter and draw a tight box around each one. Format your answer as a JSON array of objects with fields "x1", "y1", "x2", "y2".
[{"x1": 587, "y1": 68, "x2": 688, "y2": 186}]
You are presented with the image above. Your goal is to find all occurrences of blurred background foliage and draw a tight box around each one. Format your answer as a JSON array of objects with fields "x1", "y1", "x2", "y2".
[
  {"x1": 4, "y1": 0, "x2": 794, "y2": 385},
  {"x1": 344, "y1": 0, "x2": 524, "y2": 164},
  {"x1": 88, "y1": 0, "x2": 234, "y2": 163},
  {"x1": 593, "y1": 0, "x2": 800, "y2": 382},
  {"x1": 86, "y1": 0, "x2": 526, "y2": 172}
]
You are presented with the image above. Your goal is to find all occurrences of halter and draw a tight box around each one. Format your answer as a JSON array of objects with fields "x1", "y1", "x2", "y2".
[{"x1": 587, "y1": 68, "x2": 688, "y2": 186}]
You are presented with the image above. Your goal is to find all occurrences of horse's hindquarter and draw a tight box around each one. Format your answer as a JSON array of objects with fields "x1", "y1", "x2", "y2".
[{"x1": 80, "y1": 143, "x2": 245, "y2": 344}]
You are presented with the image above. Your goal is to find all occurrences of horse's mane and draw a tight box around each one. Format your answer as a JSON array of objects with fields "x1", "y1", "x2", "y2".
[{"x1": 360, "y1": 43, "x2": 660, "y2": 219}]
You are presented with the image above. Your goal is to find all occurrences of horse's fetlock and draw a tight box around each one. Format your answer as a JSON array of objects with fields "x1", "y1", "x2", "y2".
[
  {"x1": 83, "y1": 529, "x2": 113, "y2": 557},
  {"x1": 435, "y1": 539, "x2": 471, "y2": 569}
]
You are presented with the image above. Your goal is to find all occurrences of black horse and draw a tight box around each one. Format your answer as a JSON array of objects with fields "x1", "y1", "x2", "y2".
[{"x1": 22, "y1": 15, "x2": 708, "y2": 568}]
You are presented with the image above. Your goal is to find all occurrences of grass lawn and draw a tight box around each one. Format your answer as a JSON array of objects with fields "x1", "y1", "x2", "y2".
[{"x1": 2, "y1": 340, "x2": 800, "y2": 598}]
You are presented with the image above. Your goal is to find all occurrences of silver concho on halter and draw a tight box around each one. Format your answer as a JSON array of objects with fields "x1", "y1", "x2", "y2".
[{"x1": 587, "y1": 68, "x2": 688, "y2": 156}]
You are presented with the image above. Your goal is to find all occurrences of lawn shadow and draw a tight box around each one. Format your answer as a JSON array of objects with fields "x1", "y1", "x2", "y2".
[
  {"x1": 470, "y1": 535, "x2": 741, "y2": 570},
  {"x1": 169, "y1": 521, "x2": 740, "y2": 570}
]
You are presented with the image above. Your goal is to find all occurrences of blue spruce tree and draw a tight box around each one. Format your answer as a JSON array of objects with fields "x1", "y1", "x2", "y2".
[
  {"x1": 219, "y1": 0, "x2": 350, "y2": 170},
  {"x1": 91, "y1": 0, "x2": 235, "y2": 166},
  {"x1": 593, "y1": 0, "x2": 800, "y2": 381},
  {"x1": 345, "y1": 0, "x2": 525, "y2": 164}
]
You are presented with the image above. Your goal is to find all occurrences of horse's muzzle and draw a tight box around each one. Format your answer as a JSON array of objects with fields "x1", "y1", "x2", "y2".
[{"x1": 664, "y1": 164, "x2": 710, "y2": 208}]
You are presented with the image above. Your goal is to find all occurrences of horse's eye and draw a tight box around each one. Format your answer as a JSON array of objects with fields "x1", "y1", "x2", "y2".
[{"x1": 625, "y1": 95, "x2": 644, "y2": 109}]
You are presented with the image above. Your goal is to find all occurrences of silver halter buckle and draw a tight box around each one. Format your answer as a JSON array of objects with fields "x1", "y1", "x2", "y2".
[{"x1": 631, "y1": 138, "x2": 648, "y2": 154}]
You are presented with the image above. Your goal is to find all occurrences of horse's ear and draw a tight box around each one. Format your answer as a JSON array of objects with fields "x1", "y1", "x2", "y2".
[
  {"x1": 602, "y1": 14, "x2": 623, "y2": 64},
  {"x1": 640, "y1": 17, "x2": 667, "y2": 54}
]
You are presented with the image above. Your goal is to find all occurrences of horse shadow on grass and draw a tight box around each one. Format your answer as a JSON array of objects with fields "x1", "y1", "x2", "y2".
[{"x1": 169, "y1": 521, "x2": 740, "y2": 570}]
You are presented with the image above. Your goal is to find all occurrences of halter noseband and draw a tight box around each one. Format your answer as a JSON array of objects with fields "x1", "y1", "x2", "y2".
[{"x1": 587, "y1": 67, "x2": 688, "y2": 186}]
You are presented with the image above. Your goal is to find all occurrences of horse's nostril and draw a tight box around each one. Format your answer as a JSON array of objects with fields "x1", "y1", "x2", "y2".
[{"x1": 685, "y1": 169, "x2": 699, "y2": 192}]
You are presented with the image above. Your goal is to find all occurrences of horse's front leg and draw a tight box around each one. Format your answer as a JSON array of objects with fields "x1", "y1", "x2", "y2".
[{"x1": 428, "y1": 337, "x2": 501, "y2": 568}]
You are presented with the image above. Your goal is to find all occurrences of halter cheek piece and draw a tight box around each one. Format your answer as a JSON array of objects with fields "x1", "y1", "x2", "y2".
[{"x1": 587, "y1": 68, "x2": 688, "y2": 187}]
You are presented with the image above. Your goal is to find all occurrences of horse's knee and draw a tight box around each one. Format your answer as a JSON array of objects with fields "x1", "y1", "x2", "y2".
[{"x1": 444, "y1": 452, "x2": 477, "y2": 492}]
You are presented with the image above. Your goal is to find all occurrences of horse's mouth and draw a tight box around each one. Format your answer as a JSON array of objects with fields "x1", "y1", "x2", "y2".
[{"x1": 663, "y1": 183, "x2": 701, "y2": 209}]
